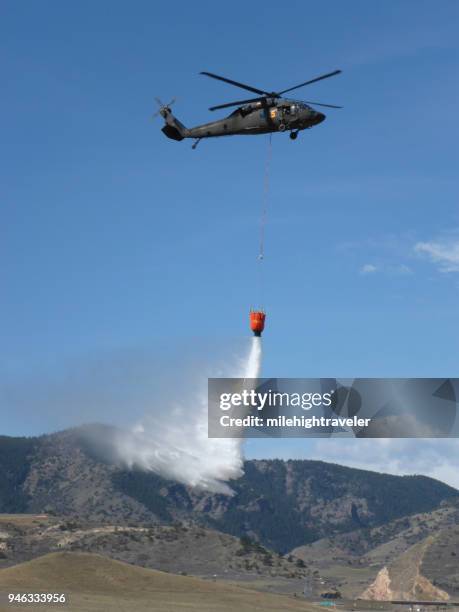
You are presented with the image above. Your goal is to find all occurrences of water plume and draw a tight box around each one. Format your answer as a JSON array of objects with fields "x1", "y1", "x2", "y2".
[{"x1": 114, "y1": 337, "x2": 262, "y2": 494}]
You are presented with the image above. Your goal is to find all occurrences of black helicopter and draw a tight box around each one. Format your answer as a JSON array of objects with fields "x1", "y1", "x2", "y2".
[{"x1": 155, "y1": 70, "x2": 342, "y2": 148}]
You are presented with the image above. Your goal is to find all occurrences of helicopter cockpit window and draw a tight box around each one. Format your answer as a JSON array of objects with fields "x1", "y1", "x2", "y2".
[
  {"x1": 282, "y1": 105, "x2": 294, "y2": 115},
  {"x1": 240, "y1": 106, "x2": 255, "y2": 118}
]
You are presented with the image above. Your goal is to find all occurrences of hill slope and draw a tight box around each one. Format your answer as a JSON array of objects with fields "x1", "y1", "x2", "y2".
[
  {"x1": 292, "y1": 498, "x2": 459, "y2": 565},
  {"x1": 0, "y1": 552, "x2": 318, "y2": 612},
  {"x1": 0, "y1": 517, "x2": 310, "y2": 583}
]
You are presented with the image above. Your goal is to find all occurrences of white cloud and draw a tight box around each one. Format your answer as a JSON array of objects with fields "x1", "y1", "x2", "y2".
[
  {"x1": 311, "y1": 438, "x2": 459, "y2": 490},
  {"x1": 415, "y1": 239, "x2": 459, "y2": 273},
  {"x1": 247, "y1": 438, "x2": 459, "y2": 490},
  {"x1": 389, "y1": 263, "x2": 413, "y2": 276},
  {"x1": 359, "y1": 263, "x2": 413, "y2": 277},
  {"x1": 360, "y1": 263, "x2": 378, "y2": 275}
]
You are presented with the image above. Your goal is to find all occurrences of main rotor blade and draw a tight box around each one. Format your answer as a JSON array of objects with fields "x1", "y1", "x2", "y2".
[
  {"x1": 201, "y1": 71, "x2": 269, "y2": 96},
  {"x1": 302, "y1": 100, "x2": 342, "y2": 109},
  {"x1": 277, "y1": 70, "x2": 342, "y2": 95},
  {"x1": 209, "y1": 97, "x2": 266, "y2": 111}
]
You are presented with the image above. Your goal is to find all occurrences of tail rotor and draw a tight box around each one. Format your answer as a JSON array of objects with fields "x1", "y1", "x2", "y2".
[{"x1": 152, "y1": 97, "x2": 176, "y2": 119}]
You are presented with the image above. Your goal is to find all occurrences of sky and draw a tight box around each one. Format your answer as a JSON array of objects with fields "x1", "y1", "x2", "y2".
[{"x1": 1, "y1": 2, "x2": 459, "y2": 486}]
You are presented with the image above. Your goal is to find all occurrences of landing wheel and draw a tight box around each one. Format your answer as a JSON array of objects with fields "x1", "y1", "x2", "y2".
[{"x1": 290, "y1": 131, "x2": 298, "y2": 140}]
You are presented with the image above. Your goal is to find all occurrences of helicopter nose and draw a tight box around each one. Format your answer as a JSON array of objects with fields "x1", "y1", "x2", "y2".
[{"x1": 315, "y1": 112, "x2": 326, "y2": 124}]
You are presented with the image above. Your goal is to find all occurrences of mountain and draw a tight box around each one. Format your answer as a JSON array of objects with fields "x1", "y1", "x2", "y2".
[
  {"x1": 0, "y1": 427, "x2": 457, "y2": 556},
  {"x1": 0, "y1": 436, "x2": 36, "y2": 513}
]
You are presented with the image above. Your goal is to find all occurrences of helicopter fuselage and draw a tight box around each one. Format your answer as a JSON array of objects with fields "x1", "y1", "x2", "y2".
[
  {"x1": 187, "y1": 99, "x2": 325, "y2": 138},
  {"x1": 160, "y1": 99, "x2": 325, "y2": 143}
]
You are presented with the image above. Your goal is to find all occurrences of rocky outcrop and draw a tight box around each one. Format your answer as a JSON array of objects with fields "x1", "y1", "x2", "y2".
[{"x1": 361, "y1": 537, "x2": 450, "y2": 601}]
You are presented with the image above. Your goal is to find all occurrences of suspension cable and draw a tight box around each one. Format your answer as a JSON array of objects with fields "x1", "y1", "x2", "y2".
[
  {"x1": 256, "y1": 134, "x2": 272, "y2": 309},
  {"x1": 258, "y1": 133, "x2": 272, "y2": 263}
]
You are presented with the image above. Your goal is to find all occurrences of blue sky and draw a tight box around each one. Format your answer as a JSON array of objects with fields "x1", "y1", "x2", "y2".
[{"x1": 1, "y1": 1, "x2": 459, "y2": 484}]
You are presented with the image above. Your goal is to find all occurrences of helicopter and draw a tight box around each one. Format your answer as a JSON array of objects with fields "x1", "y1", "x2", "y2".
[{"x1": 154, "y1": 69, "x2": 342, "y2": 148}]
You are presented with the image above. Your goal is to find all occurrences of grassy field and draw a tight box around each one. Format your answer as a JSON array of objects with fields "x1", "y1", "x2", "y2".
[{"x1": 0, "y1": 552, "x2": 319, "y2": 612}]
